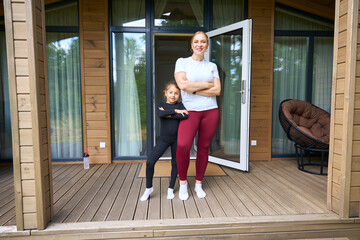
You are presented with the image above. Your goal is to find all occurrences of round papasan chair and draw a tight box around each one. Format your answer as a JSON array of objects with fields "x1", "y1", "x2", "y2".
[{"x1": 279, "y1": 99, "x2": 330, "y2": 175}]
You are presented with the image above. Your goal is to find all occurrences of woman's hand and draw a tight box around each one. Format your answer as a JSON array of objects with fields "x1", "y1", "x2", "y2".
[
  {"x1": 175, "y1": 72, "x2": 213, "y2": 93},
  {"x1": 159, "y1": 107, "x2": 164, "y2": 111},
  {"x1": 196, "y1": 77, "x2": 221, "y2": 97},
  {"x1": 175, "y1": 109, "x2": 189, "y2": 117}
]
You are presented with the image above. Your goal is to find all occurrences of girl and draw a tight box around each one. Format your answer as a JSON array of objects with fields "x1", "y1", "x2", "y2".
[{"x1": 140, "y1": 81, "x2": 188, "y2": 201}]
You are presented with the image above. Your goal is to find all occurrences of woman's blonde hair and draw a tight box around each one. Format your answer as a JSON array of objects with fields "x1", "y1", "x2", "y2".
[{"x1": 191, "y1": 31, "x2": 209, "y2": 44}]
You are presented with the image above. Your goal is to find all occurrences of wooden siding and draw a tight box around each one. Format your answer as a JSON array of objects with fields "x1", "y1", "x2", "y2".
[
  {"x1": 4, "y1": 0, "x2": 52, "y2": 230},
  {"x1": 328, "y1": 0, "x2": 360, "y2": 218},
  {"x1": 79, "y1": 0, "x2": 111, "y2": 164},
  {"x1": 248, "y1": 0, "x2": 275, "y2": 161}
]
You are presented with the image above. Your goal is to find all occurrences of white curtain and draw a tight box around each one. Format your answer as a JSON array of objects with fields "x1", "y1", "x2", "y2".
[
  {"x1": 189, "y1": 0, "x2": 204, "y2": 26},
  {"x1": 112, "y1": 0, "x2": 146, "y2": 26},
  {"x1": 213, "y1": 0, "x2": 244, "y2": 29},
  {"x1": 312, "y1": 37, "x2": 333, "y2": 112},
  {"x1": 0, "y1": 31, "x2": 12, "y2": 161},
  {"x1": 46, "y1": 33, "x2": 82, "y2": 159},
  {"x1": 272, "y1": 37, "x2": 308, "y2": 155},
  {"x1": 113, "y1": 33, "x2": 143, "y2": 156},
  {"x1": 45, "y1": 1, "x2": 78, "y2": 26},
  {"x1": 154, "y1": 0, "x2": 168, "y2": 19}
]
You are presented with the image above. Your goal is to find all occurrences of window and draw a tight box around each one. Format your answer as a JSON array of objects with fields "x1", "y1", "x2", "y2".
[
  {"x1": 46, "y1": 1, "x2": 83, "y2": 161},
  {"x1": 272, "y1": 7, "x2": 333, "y2": 156}
]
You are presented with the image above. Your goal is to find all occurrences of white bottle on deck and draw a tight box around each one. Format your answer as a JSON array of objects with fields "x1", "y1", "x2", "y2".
[{"x1": 83, "y1": 152, "x2": 90, "y2": 169}]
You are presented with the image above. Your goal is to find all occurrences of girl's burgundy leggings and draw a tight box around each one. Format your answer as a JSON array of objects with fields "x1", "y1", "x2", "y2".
[{"x1": 176, "y1": 108, "x2": 219, "y2": 181}]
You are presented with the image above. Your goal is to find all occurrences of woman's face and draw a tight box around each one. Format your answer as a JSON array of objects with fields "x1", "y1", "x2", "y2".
[
  {"x1": 191, "y1": 33, "x2": 208, "y2": 55},
  {"x1": 165, "y1": 85, "x2": 180, "y2": 104}
]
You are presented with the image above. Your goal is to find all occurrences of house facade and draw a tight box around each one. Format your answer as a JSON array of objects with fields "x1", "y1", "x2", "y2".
[{"x1": 0, "y1": 0, "x2": 359, "y2": 233}]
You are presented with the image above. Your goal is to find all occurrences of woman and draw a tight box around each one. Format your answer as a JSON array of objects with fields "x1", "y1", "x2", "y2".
[{"x1": 174, "y1": 31, "x2": 221, "y2": 200}]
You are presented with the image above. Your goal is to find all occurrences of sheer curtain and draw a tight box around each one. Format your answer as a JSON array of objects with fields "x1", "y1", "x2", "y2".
[
  {"x1": 0, "y1": 31, "x2": 12, "y2": 161},
  {"x1": 213, "y1": 0, "x2": 244, "y2": 29},
  {"x1": 113, "y1": 33, "x2": 143, "y2": 156},
  {"x1": 45, "y1": 1, "x2": 78, "y2": 26},
  {"x1": 154, "y1": 0, "x2": 167, "y2": 19},
  {"x1": 313, "y1": 37, "x2": 333, "y2": 112},
  {"x1": 272, "y1": 37, "x2": 308, "y2": 155},
  {"x1": 112, "y1": 0, "x2": 145, "y2": 26},
  {"x1": 46, "y1": 33, "x2": 82, "y2": 160},
  {"x1": 189, "y1": 0, "x2": 204, "y2": 26}
]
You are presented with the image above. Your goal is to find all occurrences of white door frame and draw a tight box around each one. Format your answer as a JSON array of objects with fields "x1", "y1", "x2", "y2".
[{"x1": 205, "y1": 19, "x2": 252, "y2": 171}]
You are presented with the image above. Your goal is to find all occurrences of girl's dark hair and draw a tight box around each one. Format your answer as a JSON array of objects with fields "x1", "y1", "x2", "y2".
[{"x1": 163, "y1": 81, "x2": 180, "y2": 96}]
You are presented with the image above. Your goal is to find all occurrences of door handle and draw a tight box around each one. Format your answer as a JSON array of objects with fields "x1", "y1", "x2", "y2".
[
  {"x1": 241, "y1": 80, "x2": 246, "y2": 104},
  {"x1": 233, "y1": 80, "x2": 246, "y2": 104}
]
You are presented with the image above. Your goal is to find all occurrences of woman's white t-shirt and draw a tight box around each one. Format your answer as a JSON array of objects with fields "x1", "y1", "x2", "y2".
[{"x1": 174, "y1": 57, "x2": 220, "y2": 111}]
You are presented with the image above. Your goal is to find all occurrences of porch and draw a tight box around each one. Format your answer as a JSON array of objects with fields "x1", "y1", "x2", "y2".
[{"x1": 1, "y1": 160, "x2": 360, "y2": 239}]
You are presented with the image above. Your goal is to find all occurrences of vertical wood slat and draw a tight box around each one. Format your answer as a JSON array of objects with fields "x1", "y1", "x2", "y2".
[
  {"x1": 248, "y1": 0, "x2": 275, "y2": 161},
  {"x1": 339, "y1": 0, "x2": 358, "y2": 218},
  {"x1": 328, "y1": 0, "x2": 341, "y2": 214},
  {"x1": 4, "y1": 0, "x2": 24, "y2": 231},
  {"x1": 79, "y1": 0, "x2": 111, "y2": 164}
]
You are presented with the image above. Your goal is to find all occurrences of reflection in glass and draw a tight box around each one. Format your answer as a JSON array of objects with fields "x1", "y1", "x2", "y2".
[
  {"x1": 46, "y1": 33, "x2": 82, "y2": 160},
  {"x1": 272, "y1": 37, "x2": 307, "y2": 155},
  {"x1": 210, "y1": 30, "x2": 242, "y2": 162},
  {"x1": 154, "y1": 0, "x2": 203, "y2": 27},
  {"x1": 0, "y1": 31, "x2": 12, "y2": 161},
  {"x1": 46, "y1": 1, "x2": 79, "y2": 26},
  {"x1": 213, "y1": 0, "x2": 244, "y2": 29},
  {"x1": 113, "y1": 33, "x2": 146, "y2": 157},
  {"x1": 312, "y1": 37, "x2": 333, "y2": 112},
  {"x1": 112, "y1": 0, "x2": 146, "y2": 27}
]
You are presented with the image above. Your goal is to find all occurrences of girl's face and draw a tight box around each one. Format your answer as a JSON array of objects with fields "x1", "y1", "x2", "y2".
[
  {"x1": 165, "y1": 85, "x2": 180, "y2": 104},
  {"x1": 191, "y1": 33, "x2": 208, "y2": 55}
]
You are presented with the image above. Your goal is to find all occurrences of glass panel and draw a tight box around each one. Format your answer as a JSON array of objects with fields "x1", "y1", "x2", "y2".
[
  {"x1": 213, "y1": 0, "x2": 244, "y2": 29},
  {"x1": 112, "y1": 0, "x2": 146, "y2": 27},
  {"x1": 154, "y1": 0, "x2": 204, "y2": 27},
  {"x1": 275, "y1": 8, "x2": 333, "y2": 31},
  {"x1": 46, "y1": 1, "x2": 79, "y2": 26},
  {"x1": 209, "y1": 29, "x2": 242, "y2": 162},
  {"x1": 272, "y1": 36, "x2": 307, "y2": 156},
  {"x1": 0, "y1": 31, "x2": 12, "y2": 161},
  {"x1": 312, "y1": 37, "x2": 333, "y2": 112},
  {"x1": 154, "y1": 35, "x2": 196, "y2": 158},
  {"x1": 46, "y1": 33, "x2": 82, "y2": 160},
  {"x1": 113, "y1": 33, "x2": 146, "y2": 157}
]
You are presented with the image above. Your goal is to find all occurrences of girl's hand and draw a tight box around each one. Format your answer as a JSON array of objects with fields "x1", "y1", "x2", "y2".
[
  {"x1": 175, "y1": 109, "x2": 188, "y2": 117},
  {"x1": 159, "y1": 107, "x2": 164, "y2": 111}
]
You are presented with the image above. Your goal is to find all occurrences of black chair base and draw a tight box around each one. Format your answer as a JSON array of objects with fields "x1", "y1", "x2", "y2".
[{"x1": 294, "y1": 144, "x2": 328, "y2": 175}]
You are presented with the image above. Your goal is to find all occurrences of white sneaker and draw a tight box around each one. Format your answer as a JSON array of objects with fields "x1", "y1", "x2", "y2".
[
  {"x1": 167, "y1": 188, "x2": 175, "y2": 199},
  {"x1": 194, "y1": 183, "x2": 206, "y2": 198},
  {"x1": 140, "y1": 187, "x2": 153, "y2": 201},
  {"x1": 179, "y1": 182, "x2": 189, "y2": 200}
]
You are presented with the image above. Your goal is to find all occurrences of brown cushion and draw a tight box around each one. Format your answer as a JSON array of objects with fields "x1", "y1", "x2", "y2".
[{"x1": 282, "y1": 100, "x2": 330, "y2": 144}]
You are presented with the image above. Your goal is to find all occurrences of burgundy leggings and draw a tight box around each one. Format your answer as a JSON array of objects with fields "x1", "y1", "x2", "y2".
[{"x1": 176, "y1": 108, "x2": 219, "y2": 181}]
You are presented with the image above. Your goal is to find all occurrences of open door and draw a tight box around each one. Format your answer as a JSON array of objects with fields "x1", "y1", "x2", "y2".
[{"x1": 205, "y1": 19, "x2": 252, "y2": 171}]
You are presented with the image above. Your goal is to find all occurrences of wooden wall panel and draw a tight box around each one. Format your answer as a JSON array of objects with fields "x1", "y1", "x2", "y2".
[
  {"x1": 4, "y1": 0, "x2": 52, "y2": 230},
  {"x1": 328, "y1": 0, "x2": 360, "y2": 218},
  {"x1": 79, "y1": 0, "x2": 111, "y2": 164},
  {"x1": 248, "y1": 0, "x2": 274, "y2": 161}
]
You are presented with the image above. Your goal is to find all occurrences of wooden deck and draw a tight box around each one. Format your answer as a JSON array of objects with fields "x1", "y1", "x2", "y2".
[{"x1": 0, "y1": 160, "x2": 329, "y2": 226}]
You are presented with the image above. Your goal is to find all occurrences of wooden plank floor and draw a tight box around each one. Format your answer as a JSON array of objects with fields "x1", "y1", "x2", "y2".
[{"x1": 0, "y1": 160, "x2": 329, "y2": 226}]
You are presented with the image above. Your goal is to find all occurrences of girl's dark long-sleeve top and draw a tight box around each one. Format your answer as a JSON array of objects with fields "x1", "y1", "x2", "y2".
[{"x1": 157, "y1": 102, "x2": 188, "y2": 140}]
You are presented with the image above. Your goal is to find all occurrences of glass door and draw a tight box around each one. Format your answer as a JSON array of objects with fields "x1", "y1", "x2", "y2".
[{"x1": 205, "y1": 19, "x2": 252, "y2": 171}]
